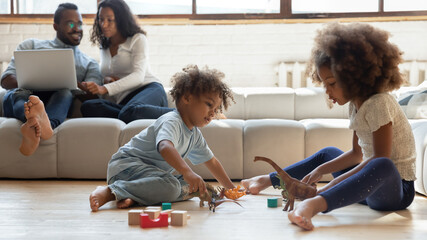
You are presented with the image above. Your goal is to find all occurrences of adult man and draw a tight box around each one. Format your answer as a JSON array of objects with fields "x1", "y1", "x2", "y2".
[{"x1": 1, "y1": 3, "x2": 102, "y2": 156}]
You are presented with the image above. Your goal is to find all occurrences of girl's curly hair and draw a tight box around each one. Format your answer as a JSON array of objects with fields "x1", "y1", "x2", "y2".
[
  {"x1": 169, "y1": 65, "x2": 234, "y2": 113},
  {"x1": 306, "y1": 22, "x2": 406, "y2": 101}
]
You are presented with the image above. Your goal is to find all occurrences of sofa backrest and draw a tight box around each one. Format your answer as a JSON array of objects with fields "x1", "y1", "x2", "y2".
[
  {"x1": 224, "y1": 87, "x2": 349, "y2": 120},
  {"x1": 0, "y1": 86, "x2": 350, "y2": 120}
]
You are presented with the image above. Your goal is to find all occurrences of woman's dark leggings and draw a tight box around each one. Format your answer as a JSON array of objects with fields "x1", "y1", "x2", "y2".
[{"x1": 269, "y1": 147, "x2": 415, "y2": 212}]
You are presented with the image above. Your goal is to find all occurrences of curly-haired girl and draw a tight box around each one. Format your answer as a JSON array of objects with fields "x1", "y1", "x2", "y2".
[
  {"x1": 242, "y1": 22, "x2": 416, "y2": 230},
  {"x1": 90, "y1": 65, "x2": 236, "y2": 211}
]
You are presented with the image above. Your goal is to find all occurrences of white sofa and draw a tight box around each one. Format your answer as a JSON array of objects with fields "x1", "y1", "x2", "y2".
[{"x1": 0, "y1": 86, "x2": 426, "y2": 196}]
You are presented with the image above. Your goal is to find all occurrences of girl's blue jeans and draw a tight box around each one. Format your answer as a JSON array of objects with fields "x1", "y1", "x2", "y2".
[{"x1": 269, "y1": 147, "x2": 415, "y2": 212}]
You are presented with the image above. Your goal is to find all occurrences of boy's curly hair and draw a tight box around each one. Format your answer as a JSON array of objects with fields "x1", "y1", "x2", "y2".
[
  {"x1": 306, "y1": 22, "x2": 406, "y2": 101},
  {"x1": 169, "y1": 65, "x2": 234, "y2": 113}
]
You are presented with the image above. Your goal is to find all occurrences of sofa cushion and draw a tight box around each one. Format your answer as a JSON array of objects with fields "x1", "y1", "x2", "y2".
[
  {"x1": 294, "y1": 88, "x2": 349, "y2": 120},
  {"x1": 243, "y1": 119, "x2": 305, "y2": 178},
  {"x1": 301, "y1": 119, "x2": 353, "y2": 181},
  {"x1": 222, "y1": 88, "x2": 245, "y2": 119},
  {"x1": 120, "y1": 119, "x2": 154, "y2": 146},
  {"x1": 0, "y1": 118, "x2": 57, "y2": 178},
  {"x1": 195, "y1": 119, "x2": 244, "y2": 179},
  {"x1": 244, "y1": 88, "x2": 295, "y2": 119},
  {"x1": 301, "y1": 119, "x2": 352, "y2": 157},
  {"x1": 57, "y1": 118, "x2": 126, "y2": 179}
]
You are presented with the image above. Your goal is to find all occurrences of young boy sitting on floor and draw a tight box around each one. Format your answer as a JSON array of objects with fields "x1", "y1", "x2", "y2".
[{"x1": 90, "y1": 65, "x2": 236, "y2": 211}]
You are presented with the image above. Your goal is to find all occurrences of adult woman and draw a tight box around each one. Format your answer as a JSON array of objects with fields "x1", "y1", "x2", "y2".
[{"x1": 81, "y1": 0, "x2": 173, "y2": 123}]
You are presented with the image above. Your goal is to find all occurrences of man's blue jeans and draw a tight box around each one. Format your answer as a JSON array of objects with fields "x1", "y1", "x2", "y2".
[{"x1": 3, "y1": 88, "x2": 73, "y2": 129}]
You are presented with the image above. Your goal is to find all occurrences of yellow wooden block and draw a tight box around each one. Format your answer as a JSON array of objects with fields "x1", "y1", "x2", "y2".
[
  {"x1": 161, "y1": 209, "x2": 173, "y2": 217},
  {"x1": 128, "y1": 209, "x2": 143, "y2": 225},
  {"x1": 145, "y1": 206, "x2": 161, "y2": 211},
  {"x1": 171, "y1": 210, "x2": 188, "y2": 226},
  {"x1": 143, "y1": 209, "x2": 160, "y2": 220}
]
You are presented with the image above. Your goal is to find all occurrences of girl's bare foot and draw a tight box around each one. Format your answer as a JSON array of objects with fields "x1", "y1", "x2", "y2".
[
  {"x1": 117, "y1": 198, "x2": 135, "y2": 209},
  {"x1": 240, "y1": 174, "x2": 271, "y2": 195},
  {"x1": 288, "y1": 196, "x2": 327, "y2": 231},
  {"x1": 89, "y1": 186, "x2": 115, "y2": 212},
  {"x1": 24, "y1": 95, "x2": 53, "y2": 140},
  {"x1": 19, "y1": 118, "x2": 41, "y2": 156}
]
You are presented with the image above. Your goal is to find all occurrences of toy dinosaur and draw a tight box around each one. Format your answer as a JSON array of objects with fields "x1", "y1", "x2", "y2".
[
  {"x1": 189, "y1": 183, "x2": 243, "y2": 212},
  {"x1": 254, "y1": 156, "x2": 317, "y2": 211}
]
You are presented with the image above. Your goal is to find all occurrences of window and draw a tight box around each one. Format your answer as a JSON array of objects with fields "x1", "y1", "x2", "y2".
[
  {"x1": 292, "y1": 0, "x2": 378, "y2": 14},
  {"x1": 1, "y1": 0, "x2": 427, "y2": 20},
  {"x1": 384, "y1": 0, "x2": 427, "y2": 12},
  {"x1": 196, "y1": 0, "x2": 280, "y2": 14},
  {"x1": 13, "y1": 0, "x2": 97, "y2": 14},
  {"x1": 0, "y1": 0, "x2": 10, "y2": 14},
  {"x1": 125, "y1": 0, "x2": 192, "y2": 15}
]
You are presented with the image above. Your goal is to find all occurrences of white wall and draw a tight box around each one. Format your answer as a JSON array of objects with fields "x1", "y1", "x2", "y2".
[{"x1": 1, "y1": 21, "x2": 427, "y2": 87}]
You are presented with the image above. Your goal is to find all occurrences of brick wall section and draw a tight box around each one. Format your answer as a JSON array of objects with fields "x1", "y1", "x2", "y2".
[{"x1": 1, "y1": 21, "x2": 427, "y2": 87}]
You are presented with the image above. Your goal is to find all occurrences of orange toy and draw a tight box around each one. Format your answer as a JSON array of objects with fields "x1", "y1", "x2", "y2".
[{"x1": 224, "y1": 185, "x2": 246, "y2": 200}]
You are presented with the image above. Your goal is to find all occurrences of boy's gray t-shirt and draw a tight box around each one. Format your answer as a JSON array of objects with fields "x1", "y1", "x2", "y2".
[{"x1": 107, "y1": 110, "x2": 214, "y2": 181}]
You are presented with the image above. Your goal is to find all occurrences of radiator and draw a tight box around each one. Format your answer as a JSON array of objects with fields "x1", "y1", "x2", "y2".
[{"x1": 276, "y1": 60, "x2": 427, "y2": 88}]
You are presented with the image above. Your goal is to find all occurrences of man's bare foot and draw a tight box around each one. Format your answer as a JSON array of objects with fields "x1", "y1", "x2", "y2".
[
  {"x1": 24, "y1": 95, "x2": 53, "y2": 140},
  {"x1": 89, "y1": 186, "x2": 115, "y2": 212},
  {"x1": 288, "y1": 196, "x2": 328, "y2": 231},
  {"x1": 117, "y1": 198, "x2": 135, "y2": 209},
  {"x1": 240, "y1": 174, "x2": 271, "y2": 195},
  {"x1": 19, "y1": 118, "x2": 41, "y2": 156}
]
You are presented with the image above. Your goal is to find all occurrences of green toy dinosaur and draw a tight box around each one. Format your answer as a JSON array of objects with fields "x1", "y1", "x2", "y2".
[{"x1": 274, "y1": 175, "x2": 290, "y2": 201}]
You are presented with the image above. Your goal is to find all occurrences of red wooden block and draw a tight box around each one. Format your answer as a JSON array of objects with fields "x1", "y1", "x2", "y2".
[{"x1": 140, "y1": 212, "x2": 169, "y2": 228}]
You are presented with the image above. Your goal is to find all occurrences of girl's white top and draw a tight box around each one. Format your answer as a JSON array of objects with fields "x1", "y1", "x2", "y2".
[
  {"x1": 349, "y1": 93, "x2": 416, "y2": 181},
  {"x1": 100, "y1": 33, "x2": 159, "y2": 104}
]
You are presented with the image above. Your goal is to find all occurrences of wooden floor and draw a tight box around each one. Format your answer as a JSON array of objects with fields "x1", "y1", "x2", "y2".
[{"x1": 0, "y1": 180, "x2": 426, "y2": 240}]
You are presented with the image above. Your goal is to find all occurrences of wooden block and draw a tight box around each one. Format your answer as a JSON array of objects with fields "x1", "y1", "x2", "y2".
[
  {"x1": 144, "y1": 209, "x2": 160, "y2": 220},
  {"x1": 145, "y1": 206, "x2": 161, "y2": 211},
  {"x1": 267, "y1": 198, "x2": 278, "y2": 208},
  {"x1": 267, "y1": 197, "x2": 283, "y2": 208},
  {"x1": 140, "y1": 212, "x2": 169, "y2": 229},
  {"x1": 162, "y1": 202, "x2": 172, "y2": 210},
  {"x1": 128, "y1": 209, "x2": 143, "y2": 225},
  {"x1": 277, "y1": 197, "x2": 283, "y2": 206},
  {"x1": 161, "y1": 209, "x2": 173, "y2": 217},
  {"x1": 171, "y1": 210, "x2": 188, "y2": 226}
]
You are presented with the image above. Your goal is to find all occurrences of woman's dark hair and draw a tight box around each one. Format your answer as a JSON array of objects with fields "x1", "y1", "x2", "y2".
[
  {"x1": 90, "y1": 0, "x2": 146, "y2": 48},
  {"x1": 54, "y1": 3, "x2": 78, "y2": 24},
  {"x1": 306, "y1": 22, "x2": 405, "y2": 101},
  {"x1": 170, "y1": 65, "x2": 235, "y2": 113}
]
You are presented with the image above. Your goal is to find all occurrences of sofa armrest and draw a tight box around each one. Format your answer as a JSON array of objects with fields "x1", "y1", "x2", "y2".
[
  {"x1": 0, "y1": 87, "x2": 6, "y2": 116},
  {"x1": 411, "y1": 119, "x2": 427, "y2": 196}
]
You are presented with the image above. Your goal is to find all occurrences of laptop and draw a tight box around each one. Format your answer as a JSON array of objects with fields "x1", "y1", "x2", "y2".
[{"x1": 14, "y1": 49, "x2": 78, "y2": 91}]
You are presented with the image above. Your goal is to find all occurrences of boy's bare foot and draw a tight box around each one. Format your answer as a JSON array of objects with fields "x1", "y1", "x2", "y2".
[
  {"x1": 24, "y1": 95, "x2": 53, "y2": 140},
  {"x1": 19, "y1": 118, "x2": 41, "y2": 156},
  {"x1": 89, "y1": 186, "x2": 115, "y2": 212},
  {"x1": 288, "y1": 196, "x2": 327, "y2": 231},
  {"x1": 241, "y1": 174, "x2": 271, "y2": 194},
  {"x1": 117, "y1": 198, "x2": 135, "y2": 209}
]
